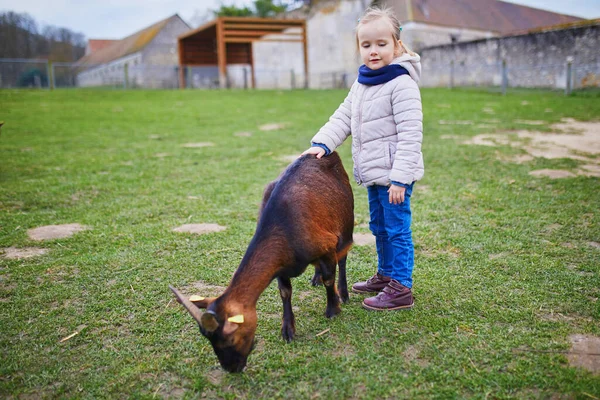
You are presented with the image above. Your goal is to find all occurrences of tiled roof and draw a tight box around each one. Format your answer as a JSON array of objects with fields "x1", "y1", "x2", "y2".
[
  {"x1": 384, "y1": 0, "x2": 584, "y2": 34},
  {"x1": 77, "y1": 14, "x2": 183, "y2": 66},
  {"x1": 86, "y1": 39, "x2": 118, "y2": 55}
]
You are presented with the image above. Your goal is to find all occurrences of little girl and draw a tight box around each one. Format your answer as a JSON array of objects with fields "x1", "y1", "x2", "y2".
[{"x1": 302, "y1": 7, "x2": 423, "y2": 311}]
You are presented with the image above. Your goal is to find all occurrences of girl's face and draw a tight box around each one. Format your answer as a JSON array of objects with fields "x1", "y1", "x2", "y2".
[{"x1": 357, "y1": 18, "x2": 400, "y2": 70}]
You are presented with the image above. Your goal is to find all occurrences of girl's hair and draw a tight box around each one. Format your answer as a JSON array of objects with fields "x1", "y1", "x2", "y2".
[{"x1": 356, "y1": 7, "x2": 416, "y2": 56}]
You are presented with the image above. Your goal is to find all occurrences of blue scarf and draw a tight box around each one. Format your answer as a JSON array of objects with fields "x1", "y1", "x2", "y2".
[{"x1": 358, "y1": 64, "x2": 409, "y2": 85}]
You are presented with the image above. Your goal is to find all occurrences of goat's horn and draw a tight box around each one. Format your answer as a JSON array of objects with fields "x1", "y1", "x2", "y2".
[{"x1": 169, "y1": 285, "x2": 203, "y2": 325}]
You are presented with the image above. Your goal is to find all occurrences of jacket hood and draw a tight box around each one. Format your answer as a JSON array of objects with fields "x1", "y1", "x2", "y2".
[{"x1": 392, "y1": 53, "x2": 421, "y2": 84}]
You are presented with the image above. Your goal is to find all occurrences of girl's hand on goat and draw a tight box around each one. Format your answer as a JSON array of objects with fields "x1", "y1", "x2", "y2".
[
  {"x1": 301, "y1": 147, "x2": 326, "y2": 159},
  {"x1": 388, "y1": 184, "x2": 406, "y2": 204}
]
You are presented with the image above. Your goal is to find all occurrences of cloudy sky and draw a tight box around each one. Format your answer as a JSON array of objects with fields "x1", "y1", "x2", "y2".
[{"x1": 1, "y1": 0, "x2": 599, "y2": 39}]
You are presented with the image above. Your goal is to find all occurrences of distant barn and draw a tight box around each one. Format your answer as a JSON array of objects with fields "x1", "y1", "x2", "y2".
[{"x1": 76, "y1": 15, "x2": 190, "y2": 88}]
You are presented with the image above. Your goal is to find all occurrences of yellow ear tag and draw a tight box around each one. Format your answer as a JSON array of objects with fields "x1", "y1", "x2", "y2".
[
  {"x1": 227, "y1": 315, "x2": 244, "y2": 324},
  {"x1": 189, "y1": 295, "x2": 205, "y2": 301}
]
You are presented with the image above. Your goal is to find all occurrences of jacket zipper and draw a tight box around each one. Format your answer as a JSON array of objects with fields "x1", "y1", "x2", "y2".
[{"x1": 356, "y1": 86, "x2": 366, "y2": 185}]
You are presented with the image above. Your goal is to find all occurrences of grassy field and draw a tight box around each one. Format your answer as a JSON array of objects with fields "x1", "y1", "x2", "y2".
[{"x1": 1, "y1": 88, "x2": 599, "y2": 399}]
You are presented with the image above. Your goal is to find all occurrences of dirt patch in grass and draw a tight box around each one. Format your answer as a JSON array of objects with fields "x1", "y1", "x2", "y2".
[
  {"x1": 529, "y1": 169, "x2": 577, "y2": 179},
  {"x1": 206, "y1": 368, "x2": 225, "y2": 385},
  {"x1": 353, "y1": 233, "x2": 375, "y2": 246},
  {"x1": 579, "y1": 164, "x2": 600, "y2": 177},
  {"x1": 438, "y1": 120, "x2": 473, "y2": 125},
  {"x1": 181, "y1": 142, "x2": 214, "y2": 148},
  {"x1": 259, "y1": 122, "x2": 288, "y2": 131},
  {"x1": 567, "y1": 334, "x2": 600, "y2": 375},
  {"x1": 455, "y1": 118, "x2": 600, "y2": 178},
  {"x1": 1, "y1": 247, "x2": 49, "y2": 259},
  {"x1": 403, "y1": 344, "x2": 430, "y2": 367},
  {"x1": 172, "y1": 224, "x2": 226, "y2": 235},
  {"x1": 27, "y1": 223, "x2": 88, "y2": 241},
  {"x1": 147, "y1": 372, "x2": 190, "y2": 399},
  {"x1": 514, "y1": 119, "x2": 545, "y2": 125},
  {"x1": 279, "y1": 155, "x2": 299, "y2": 163},
  {"x1": 183, "y1": 280, "x2": 227, "y2": 297},
  {"x1": 234, "y1": 131, "x2": 252, "y2": 137}
]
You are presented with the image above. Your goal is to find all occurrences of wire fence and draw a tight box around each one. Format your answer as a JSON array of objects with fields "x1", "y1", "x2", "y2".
[{"x1": 1, "y1": 58, "x2": 598, "y2": 93}]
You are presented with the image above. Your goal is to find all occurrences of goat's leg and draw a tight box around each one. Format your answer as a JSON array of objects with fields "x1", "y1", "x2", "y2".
[
  {"x1": 310, "y1": 264, "x2": 322, "y2": 286},
  {"x1": 337, "y1": 255, "x2": 349, "y2": 304},
  {"x1": 319, "y1": 254, "x2": 341, "y2": 318},
  {"x1": 277, "y1": 276, "x2": 296, "y2": 342}
]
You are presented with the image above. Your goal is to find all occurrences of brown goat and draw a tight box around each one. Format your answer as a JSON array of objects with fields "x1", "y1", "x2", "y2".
[{"x1": 169, "y1": 152, "x2": 354, "y2": 372}]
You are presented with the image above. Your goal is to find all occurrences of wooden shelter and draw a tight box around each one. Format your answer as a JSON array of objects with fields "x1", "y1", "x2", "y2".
[{"x1": 178, "y1": 17, "x2": 308, "y2": 89}]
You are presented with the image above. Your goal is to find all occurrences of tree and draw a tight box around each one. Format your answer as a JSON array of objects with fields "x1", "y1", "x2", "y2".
[
  {"x1": 213, "y1": 0, "x2": 293, "y2": 17},
  {"x1": 0, "y1": 11, "x2": 85, "y2": 61}
]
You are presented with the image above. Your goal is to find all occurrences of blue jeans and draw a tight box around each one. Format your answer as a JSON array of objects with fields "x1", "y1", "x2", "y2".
[{"x1": 367, "y1": 184, "x2": 414, "y2": 288}]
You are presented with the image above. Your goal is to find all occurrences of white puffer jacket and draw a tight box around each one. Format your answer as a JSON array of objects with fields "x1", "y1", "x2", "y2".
[{"x1": 311, "y1": 54, "x2": 424, "y2": 187}]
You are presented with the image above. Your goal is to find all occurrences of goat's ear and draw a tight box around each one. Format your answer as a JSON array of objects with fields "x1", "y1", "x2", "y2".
[
  {"x1": 200, "y1": 310, "x2": 219, "y2": 333},
  {"x1": 222, "y1": 320, "x2": 239, "y2": 336},
  {"x1": 189, "y1": 295, "x2": 216, "y2": 309}
]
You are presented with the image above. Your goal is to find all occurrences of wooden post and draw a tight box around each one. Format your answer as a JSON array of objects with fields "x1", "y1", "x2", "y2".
[
  {"x1": 302, "y1": 20, "x2": 309, "y2": 89},
  {"x1": 47, "y1": 60, "x2": 54, "y2": 90},
  {"x1": 178, "y1": 39, "x2": 185, "y2": 89},
  {"x1": 124, "y1": 63, "x2": 129, "y2": 89},
  {"x1": 216, "y1": 18, "x2": 227, "y2": 89},
  {"x1": 501, "y1": 59, "x2": 507, "y2": 96},
  {"x1": 250, "y1": 42, "x2": 256, "y2": 89}
]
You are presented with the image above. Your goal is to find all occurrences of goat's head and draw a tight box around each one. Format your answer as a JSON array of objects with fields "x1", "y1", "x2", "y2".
[{"x1": 169, "y1": 286, "x2": 257, "y2": 372}]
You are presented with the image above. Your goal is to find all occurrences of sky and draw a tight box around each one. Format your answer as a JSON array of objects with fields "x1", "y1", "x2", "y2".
[{"x1": 1, "y1": 0, "x2": 599, "y2": 40}]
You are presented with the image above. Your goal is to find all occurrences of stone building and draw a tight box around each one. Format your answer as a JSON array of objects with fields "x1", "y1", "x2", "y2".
[
  {"x1": 419, "y1": 19, "x2": 600, "y2": 89},
  {"x1": 76, "y1": 15, "x2": 190, "y2": 88},
  {"x1": 251, "y1": 0, "x2": 584, "y2": 88}
]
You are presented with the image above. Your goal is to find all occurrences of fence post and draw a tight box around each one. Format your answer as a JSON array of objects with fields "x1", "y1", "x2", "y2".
[
  {"x1": 501, "y1": 59, "x2": 508, "y2": 96},
  {"x1": 47, "y1": 60, "x2": 55, "y2": 90},
  {"x1": 449, "y1": 60, "x2": 454, "y2": 89},
  {"x1": 243, "y1": 68, "x2": 248, "y2": 89},
  {"x1": 123, "y1": 64, "x2": 129, "y2": 89},
  {"x1": 565, "y1": 57, "x2": 573, "y2": 96},
  {"x1": 186, "y1": 66, "x2": 191, "y2": 89},
  {"x1": 291, "y1": 69, "x2": 296, "y2": 89}
]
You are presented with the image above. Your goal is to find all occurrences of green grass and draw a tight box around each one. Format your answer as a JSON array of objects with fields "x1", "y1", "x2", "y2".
[{"x1": 1, "y1": 88, "x2": 599, "y2": 399}]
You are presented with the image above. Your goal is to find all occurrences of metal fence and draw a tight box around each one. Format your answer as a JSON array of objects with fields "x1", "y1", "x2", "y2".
[
  {"x1": 1, "y1": 58, "x2": 598, "y2": 93},
  {"x1": 421, "y1": 60, "x2": 600, "y2": 94}
]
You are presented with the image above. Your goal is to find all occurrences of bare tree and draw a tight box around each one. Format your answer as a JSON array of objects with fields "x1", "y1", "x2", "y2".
[{"x1": 0, "y1": 11, "x2": 85, "y2": 61}]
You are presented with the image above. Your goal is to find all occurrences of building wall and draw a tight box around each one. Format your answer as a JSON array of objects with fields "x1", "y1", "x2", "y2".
[
  {"x1": 419, "y1": 23, "x2": 600, "y2": 89},
  {"x1": 76, "y1": 52, "x2": 142, "y2": 87},
  {"x1": 402, "y1": 21, "x2": 497, "y2": 52},
  {"x1": 252, "y1": 0, "x2": 364, "y2": 89},
  {"x1": 78, "y1": 16, "x2": 190, "y2": 89},
  {"x1": 250, "y1": 0, "x2": 503, "y2": 88},
  {"x1": 138, "y1": 17, "x2": 191, "y2": 88}
]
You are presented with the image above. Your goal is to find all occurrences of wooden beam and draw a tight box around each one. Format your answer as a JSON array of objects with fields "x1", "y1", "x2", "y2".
[
  {"x1": 250, "y1": 42, "x2": 256, "y2": 89},
  {"x1": 302, "y1": 20, "x2": 309, "y2": 89},
  {"x1": 225, "y1": 38, "x2": 304, "y2": 43},
  {"x1": 216, "y1": 19, "x2": 227, "y2": 88},
  {"x1": 179, "y1": 19, "x2": 217, "y2": 40},
  {"x1": 225, "y1": 30, "x2": 303, "y2": 38},
  {"x1": 223, "y1": 23, "x2": 302, "y2": 30},
  {"x1": 178, "y1": 39, "x2": 185, "y2": 89},
  {"x1": 222, "y1": 16, "x2": 305, "y2": 25}
]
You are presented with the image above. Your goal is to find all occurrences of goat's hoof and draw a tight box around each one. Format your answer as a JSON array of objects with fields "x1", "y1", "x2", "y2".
[
  {"x1": 325, "y1": 306, "x2": 342, "y2": 319},
  {"x1": 339, "y1": 293, "x2": 349, "y2": 304},
  {"x1": 310, "y1": 275, "x2": 322, "y2": 287},
  {"x1": 281, "y1": 326, "x2": 295, "y2": 343}
]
